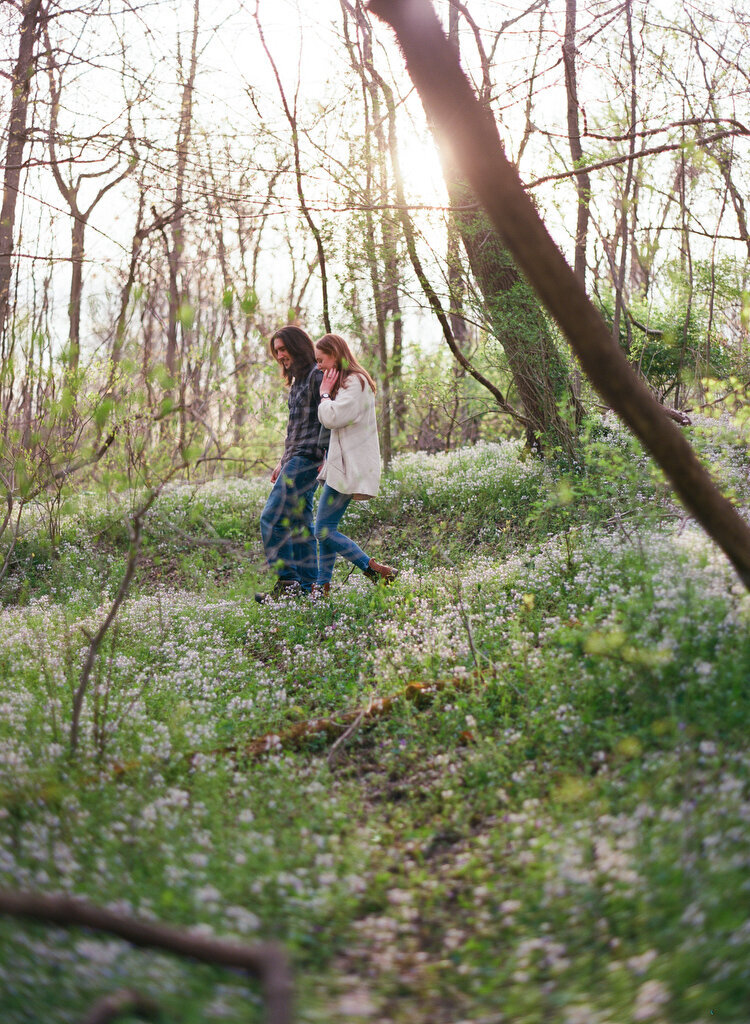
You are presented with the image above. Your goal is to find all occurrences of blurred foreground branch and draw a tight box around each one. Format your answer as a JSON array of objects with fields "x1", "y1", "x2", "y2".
[{"x1": 0, "y1": 890, "x2": 293, "y2": 1024}]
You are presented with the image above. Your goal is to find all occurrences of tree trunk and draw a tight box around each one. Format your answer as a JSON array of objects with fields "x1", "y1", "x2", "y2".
[
  {"x1": 68, "y1": 213, "x2": 85, "y2": 373},
  {"x1": 167, "y1": 0, "x2": 200, "y2": 376},
  {"x1": 439, "y1": 7, "x2": 579, "y2": 450},
  {"x1": 112, "y1": 193, "x2": 151, "y2": 368},
  {"x1": 0, "y1": 890, "x2": 293, "y2": 1024},
  {"x1": 447, "y1": 229, "x2": 478, "y2": 445},
  {"x1": 446, "y1": 176, "x2": 577, "y2": 449},
  {"x1": 0, "y1": 0, "x2": 44, "y2": 363},
  {"x1": 447, "y1": 6, "x2": 477, "y2": 445},
  {"x1": 672, "y1": 118, "x2": 694, "y2": 411},
  {"x1": 704, "y1": 137, "x2": 750, "y2": 264},
  {"x1": 611, "y1": 0, "x2": 638, "y2": 350},
  {"x1": 256, "y1": 5, "x2": 331, "y2": 333},
  {"x1": 369, "y1": 0, "x2": 750, "y2": 591},
  {"x1": 339, "y1": 0, "x2": 400, "y2": 463},
  {"x1": 562, "y1": 0, "x2": 590, "y2": 288},
  {"x1": 44, "y1": 26, "x2": 138, "y2": 380}
]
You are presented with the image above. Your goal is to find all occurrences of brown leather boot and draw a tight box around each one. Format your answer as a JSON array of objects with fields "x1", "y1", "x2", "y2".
[
  {"x1": 310, "y1": 583, "x2": 330, "y2": 598},
  {"x1": 363, "y1": 558, "x2": 399, "y2": 585}
]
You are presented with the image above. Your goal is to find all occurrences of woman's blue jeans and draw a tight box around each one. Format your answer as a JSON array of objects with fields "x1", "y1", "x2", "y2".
[
  {"x1": 259, "y1": 456, "x2": 320, "y2": 590},
  {"x1": 314, "y1": 483, "x2": 370, "y2": 585}
]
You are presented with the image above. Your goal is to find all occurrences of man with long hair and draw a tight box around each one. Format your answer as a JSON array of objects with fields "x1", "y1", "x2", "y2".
[{"x1": 256, "y1": 325, "x2": 325, "y2": 601}]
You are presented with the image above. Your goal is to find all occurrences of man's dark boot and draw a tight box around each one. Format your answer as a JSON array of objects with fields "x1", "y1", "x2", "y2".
[{"x1": 255, "y1": 579, "x2": 301, "y2": 604}]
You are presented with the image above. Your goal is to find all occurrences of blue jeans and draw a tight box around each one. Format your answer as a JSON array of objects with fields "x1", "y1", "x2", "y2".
[
  {"x1": 260, "y1": 456, "x2": 320, "y2": 590},
  {"x1": 314, "y1": 483, "x2": 370, "y2": 585}
]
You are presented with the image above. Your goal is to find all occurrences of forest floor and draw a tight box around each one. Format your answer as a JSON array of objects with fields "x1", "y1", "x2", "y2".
[{"x1": 1, "y1": 413, "x2": 749, "y2": 1024}]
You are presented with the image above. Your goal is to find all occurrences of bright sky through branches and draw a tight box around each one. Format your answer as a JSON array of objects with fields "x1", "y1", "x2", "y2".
[{"x1": 1, "y1": 0, "x2": 747, "y2": 347}]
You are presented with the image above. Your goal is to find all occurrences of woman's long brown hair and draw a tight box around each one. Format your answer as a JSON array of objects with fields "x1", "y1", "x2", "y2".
[{"x1": 315, "y1": 334, "x2": 377, "y2": 400}]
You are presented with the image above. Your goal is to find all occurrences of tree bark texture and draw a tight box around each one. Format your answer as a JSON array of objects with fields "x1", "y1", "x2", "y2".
[
  {"x1": 430, "y1": 10, "x2": 579, "y2": 448},
  {"x1": 447, "y1": 177, "x2": 578, "y2": 447},
  {"x1": 369, "y1": 0, "x2": 750, "y2": 590},
  {"x1": 68, "y1": 213, "x2": 85, "y2": 369},
  {"x1": 562, "y1": 0, "x2": 590, "y2": 287},
  {"x1": 0, "y1": 0, "x2": 45, "y2": 359},
  {"x1": 365, "y1": 26, "x2": 530, "y2": 432},
  {"x1": 167, "y1": 0, "x2": 200, "y2": 375},
  {"x1": 611, "y1": 0, "x2": 638, "y2": 350}
]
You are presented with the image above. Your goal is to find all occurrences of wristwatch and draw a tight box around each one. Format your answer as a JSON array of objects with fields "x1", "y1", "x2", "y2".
[{"x1": 321, "y1": 392, "x2": 330, "y2": 399}]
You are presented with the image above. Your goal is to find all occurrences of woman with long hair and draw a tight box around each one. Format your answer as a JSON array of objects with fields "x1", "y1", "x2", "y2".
[{"x1": 313, "y1": 333, "x2": 398, "y2": 595}]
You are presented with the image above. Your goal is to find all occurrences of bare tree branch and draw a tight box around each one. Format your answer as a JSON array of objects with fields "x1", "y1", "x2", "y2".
[
  {"x1": 254, "y1": 0, "x2": 331, "y2": 332},
  {"x1": 0, "y1": 889, "x2": 293, "y2": 1024},
  {"x1": 527, "y1": 128, "x2": 748, "y2": 189}
]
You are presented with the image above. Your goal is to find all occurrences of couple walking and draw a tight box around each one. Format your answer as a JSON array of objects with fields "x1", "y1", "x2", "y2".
[{"x1": 256, "y1": 325, "x2": 398, "y2": 602}]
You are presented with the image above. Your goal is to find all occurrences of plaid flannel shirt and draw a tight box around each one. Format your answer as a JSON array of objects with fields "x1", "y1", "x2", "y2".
[{"x1": 280, "y1": 363, "x2": 325, "y2": 467}]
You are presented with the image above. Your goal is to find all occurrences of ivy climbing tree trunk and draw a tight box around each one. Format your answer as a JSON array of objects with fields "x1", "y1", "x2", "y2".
[
  {"x1": 369, "y1": 0, "x2": 750, "y2": 592},
  {"x1": 447, "y1": 177, "x2": 579, "y2": 449},
  {"x1": 437, "y1": 9, "x2": 580, "y2": 450}
]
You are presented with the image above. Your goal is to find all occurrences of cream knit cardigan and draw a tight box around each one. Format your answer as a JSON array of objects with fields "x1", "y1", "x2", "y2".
[{"x1": 317, "y1": 375, "x2": 381, "y2": 497}]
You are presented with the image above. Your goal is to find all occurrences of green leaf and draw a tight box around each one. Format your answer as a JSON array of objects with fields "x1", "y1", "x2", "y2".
[
  {"x1": 94, "y1": 398, "x2": 115, "y2": 428},
  {"x1": 14, "y1": 457, "x2": 30, "y2": 496},
  {"x1": 177, "y1": 302, "x2": 195, "y2": 330},
  {"x1": 150, "y1": 364, "x2": 174, "y2": 390},
  {"x1": 182, "y1": 442, "x2": 203, "y2": 464},
  {"x1": 741, "y1": 291, "x2": 750, "y2": 329},
  {"x1": 60, "y1": 387, "x2": 75, "y2": 417},
  {"x1": 555, "y1": 479, "x2": 574, "y2": 506},
  {"x1": 240, "y1": 289, "x2": 258, "y2": 316}
]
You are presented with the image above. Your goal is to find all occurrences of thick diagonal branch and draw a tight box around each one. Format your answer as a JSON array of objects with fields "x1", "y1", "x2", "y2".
[{"x1": 369, "y1": 0, "x2": 750, "y2": 590}]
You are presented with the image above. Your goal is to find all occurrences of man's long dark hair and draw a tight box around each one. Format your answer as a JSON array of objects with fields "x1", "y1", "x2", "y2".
[{"x1": 270, "y1": 325, "x2": 316, "y2": 385}]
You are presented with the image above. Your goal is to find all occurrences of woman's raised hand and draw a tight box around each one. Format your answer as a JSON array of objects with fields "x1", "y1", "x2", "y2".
[{"x1": 322, "y1": 368, "x2": 339, "y2": 394}]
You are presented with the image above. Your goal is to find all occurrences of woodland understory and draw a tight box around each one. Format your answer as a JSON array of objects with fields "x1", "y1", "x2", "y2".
[
  {"x1": 1, "y1": 420, "x2": 750, "y2": 1023},
  {"x1": 1, "y1": 0, "x2": 750, "y2": 1021}
]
